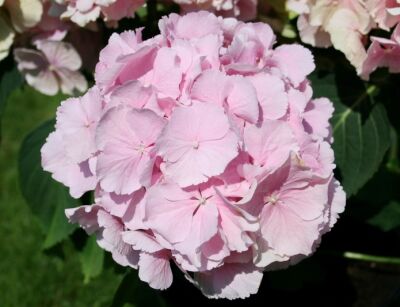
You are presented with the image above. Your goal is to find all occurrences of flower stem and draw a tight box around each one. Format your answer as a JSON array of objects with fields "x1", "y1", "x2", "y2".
[{"x1": 322, "y1": 250, "x2": 400, "y2": 265}]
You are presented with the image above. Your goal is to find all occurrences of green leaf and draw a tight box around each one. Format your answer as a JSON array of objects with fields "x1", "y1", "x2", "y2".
[
  {"x1": 387, "y1": 127, "x2": 400, "y2": 174},
  {"x1": 311, "y1": 72, "x2": 392, "y2": 196},
  {"x1": 80, "y1": 235, "x2": 104, "y2": 284},
  {"x1": 111, "y1": 270, "x2": 167, "y2": 307},
  {"x1": 18, "y1": 119, "x2": 77, "y2": 248},
  {"x1": 0, "y1": 62, "x2": 23, "y2": 142},
  {"x1": 368, "y1": 201, "x2": 400, "y2": 232}
]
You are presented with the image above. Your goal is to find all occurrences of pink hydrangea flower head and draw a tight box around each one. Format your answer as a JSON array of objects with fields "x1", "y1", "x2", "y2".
[
  {"x1": 41, "y1": 11, "x2": 345, "y2": 299},
  {"x1": 14, "y1": 40, "x2": 87, "y2": 96}
]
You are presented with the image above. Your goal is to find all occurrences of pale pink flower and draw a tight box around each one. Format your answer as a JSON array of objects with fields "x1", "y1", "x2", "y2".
[
  {"x1": 366, "y1": 0, "x2": 400, "y2": 30},
  {"x1": 361, "y1": 23, "x2": 400, "y2": 79},
  {"x1": 191, "y1": 262, "x2": 263, "y2": 299},
  {"x1": 125, "y1": 229, "x2": 174, "y2": 290},
  {"x1": 96, "y1": 106, "x2": 166, "y2": 194},
  {"x1": 242, "y1": 160, "x2": 329, "y2": 264},
  {"x1": 56, "y1": 87, "x2": 102, "y2": 163},
  {"x1": 14, "y1": 40, "x2": 87, "y2": 95},
  {"x1": 40, "y1": 11, "x2": 345, "y2": 299},
  {"x1": 41, "y1": 131, "x2": 96, "y2": 198},
  {"x1": 66, "y1": 205, "x2": 140, "y2": 267},
  {"x1": 242, "y1": 120, "x2": 298, "y2": 177},
  {"x1": 58, "y1": 0, "x2": 145, "y2": 26},
  {"x1": 292, "y1": 0, "x2": 373, "y2": 73},
  {"x1": 171, "y1": 0, "x2": 257, "y2": 21},
  {"x1": 269, "y1": 44, "x2": 315, "y2": 86},
  {"x1": 156, "y1": 103, "x2": 239, "y2": 187},
  {"x1": 145, "y1": 181, "x2": 258, "y2": 273}
]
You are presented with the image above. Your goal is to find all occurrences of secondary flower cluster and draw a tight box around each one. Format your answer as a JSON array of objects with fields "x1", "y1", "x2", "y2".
[
  {"x1": 55, "y1": 0, "x2": 145, "y2": 27},
  {"x1": 287, "y1": 0, "x2": 400, "y2": 79},
  {"x1": 170, "y1": 0, "x2": 258, "y2": 21},
  {"x1": 4, "y1": 0, "x2": 259, "y2": 96},
  {"x1": 41, "y1": 11, "x2": 345, "y2": 299},
  {"x1": 2, "y1": 0, "x2": 145, "y2": 95},
  {"x1": 0, "y1": 0, "x2": 100, "y2": 95}
]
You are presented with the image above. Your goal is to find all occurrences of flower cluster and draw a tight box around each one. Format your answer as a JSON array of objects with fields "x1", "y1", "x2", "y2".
[
  {"x1": 287, "y1": 0, "x2": 400, "y2": 79},
  {"x1": 1, "y1": 0, "x2": 145, "y2": 95},
  {"x1": 170, "y1": 0, "x2": 258, "y2": 21},
  {"x1": 41, "y1": 11, "x2": 345, "y2": 299},
  {"x1": 4, "y1": 0, "x2": 259, "y2": 96},
  {"x1": 55, "y1": 0, "x2": 145, "y2": 27}
]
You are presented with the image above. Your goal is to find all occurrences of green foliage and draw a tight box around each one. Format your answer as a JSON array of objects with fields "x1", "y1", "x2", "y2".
[
  {"x1": 368, "y1": 201, "x2": 400, "y2": 232},
  {"x1": 80, "y1": 235, "x2": 105, "y2": 284},
  {"x1": 18, "y1": 119, "x2": 78, "y2": 249},
  {"x1": 0, "y1": 60, "x2": 23, "y2": 142},
  {"x1": 310, "y1": 71, "x2": 392, "y2": 196},
  {"x1": 0, "y1": 85, "x2": 121, "y2": 306}
]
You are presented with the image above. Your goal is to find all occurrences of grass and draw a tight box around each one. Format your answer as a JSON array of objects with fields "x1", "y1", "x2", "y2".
[{"x1": 0, "y1": 86, "x2": 121, "y2": 307}]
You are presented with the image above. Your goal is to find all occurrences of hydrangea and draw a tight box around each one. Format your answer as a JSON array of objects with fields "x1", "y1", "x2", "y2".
[
  {"x1": 14, "y1": 40, "x2": 87, "y2": 96},
  {"x1": 287, "y1": 0, "x2": 400, "y2": 79},
  {"x1": 41, "y1": 11, "x2": 345, "y2": 299},
  {"x1": 170, "y1": 0, "x2": 257, "y2": 21},
  {"x1": 288, "y1": 0, "x2": 372, "y2": 73},
  {"x1": 362, "y1": 23, "x2": 400, "y2": 79},
  {"x1": 56, "y1": 0, "x2": 145, "y2": 26}
]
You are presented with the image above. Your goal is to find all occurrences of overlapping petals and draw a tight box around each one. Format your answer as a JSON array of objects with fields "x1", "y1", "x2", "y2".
[
  {"x1": 170, "y1": 0, "x2": 258, "y2": 21},
  {"x1": 42, "y1": 11, "x2": 345, "y2": 299},
  {"x1": 14, "y1": 40, "x2": 87, "y2": 95},
  {"x1": 288, "y1": 0, "x2": 400, "y2": 78},
  {"x1": 57, "y1": 0, "x2": 145, "y2": 26}
]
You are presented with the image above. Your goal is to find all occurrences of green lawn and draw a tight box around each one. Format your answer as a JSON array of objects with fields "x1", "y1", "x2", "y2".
[{"x1": 0, "y1": 87, "x2": 121, "y2": 307}]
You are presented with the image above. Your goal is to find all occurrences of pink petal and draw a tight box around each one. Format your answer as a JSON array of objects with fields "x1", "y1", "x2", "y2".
[
  {"x1": 157, "y1": 103, "x2": 239, "y2": 187},
  {"x1": 260, "y1": 203, "x2": 322, "y2": 256},
  {"x1": 41, "y1": 131, "x2": 96, "y2": 198},
  {"x1": 138, "y1": 251, "x2": 172, "y2": 290},
  {"x1": 56, "y1": 68, "x2": 88, "y2": 95},
  {"x1": 303, "y1": 98, "x2": 334, "y2": 140},
  {"x1": 244, "y1": 120, "x2": 297, "y2": 172},
  {"x1": 144, "y1": 183, "x2": 197, "y2": 244},
  {"x1": 270, "y1": 44, "x2": 315, "y2": 86},
  {"x1": 226, "y1": 76, "x2": 259, "y2": 123},
  {"x1": 56, "y1": 86, "x2": 102, "y2": 163},
  {"x1": 247, "y1": 73, "x2": 288, "y2": 120},
  {"x1": 65, "y1": 204, "x2": 101, "y2": 234},
  {"x1": 38, "y1": 41, "x2": 82, "y2": 70},
  {"x1": 174, "y1": 200, "x2": 219, "y2": 255},
  {"x1": 193, "y1": 263, "x2": 263, "y2": 299},
  {"x1": 151, "y1": 47, "x2": 182, "y2": 99},
  {"x1": 96, "y1": 106, "x2": 165, "y2": 194},
  {"x1": 97, "y1": 210, "x2": 139, "y2": 268},
  {"x1": 108, "y1": 80, "x2": 155, "y2": 110},
  {"x1": 122, "y1": 230, "x2": 164, "y2": 253},
  {"x1": 14, "y1": 48, "x2": 48, "y2": 71},
  {"x1": 218, "y1": 201, "x2": 258, "y2": 252},
  {"x1": 26, "y1": 69, "x2": 59, "y2": 96},
  {"x1": 190, "y1": 69, "x2": 230, "y2": 105}
]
